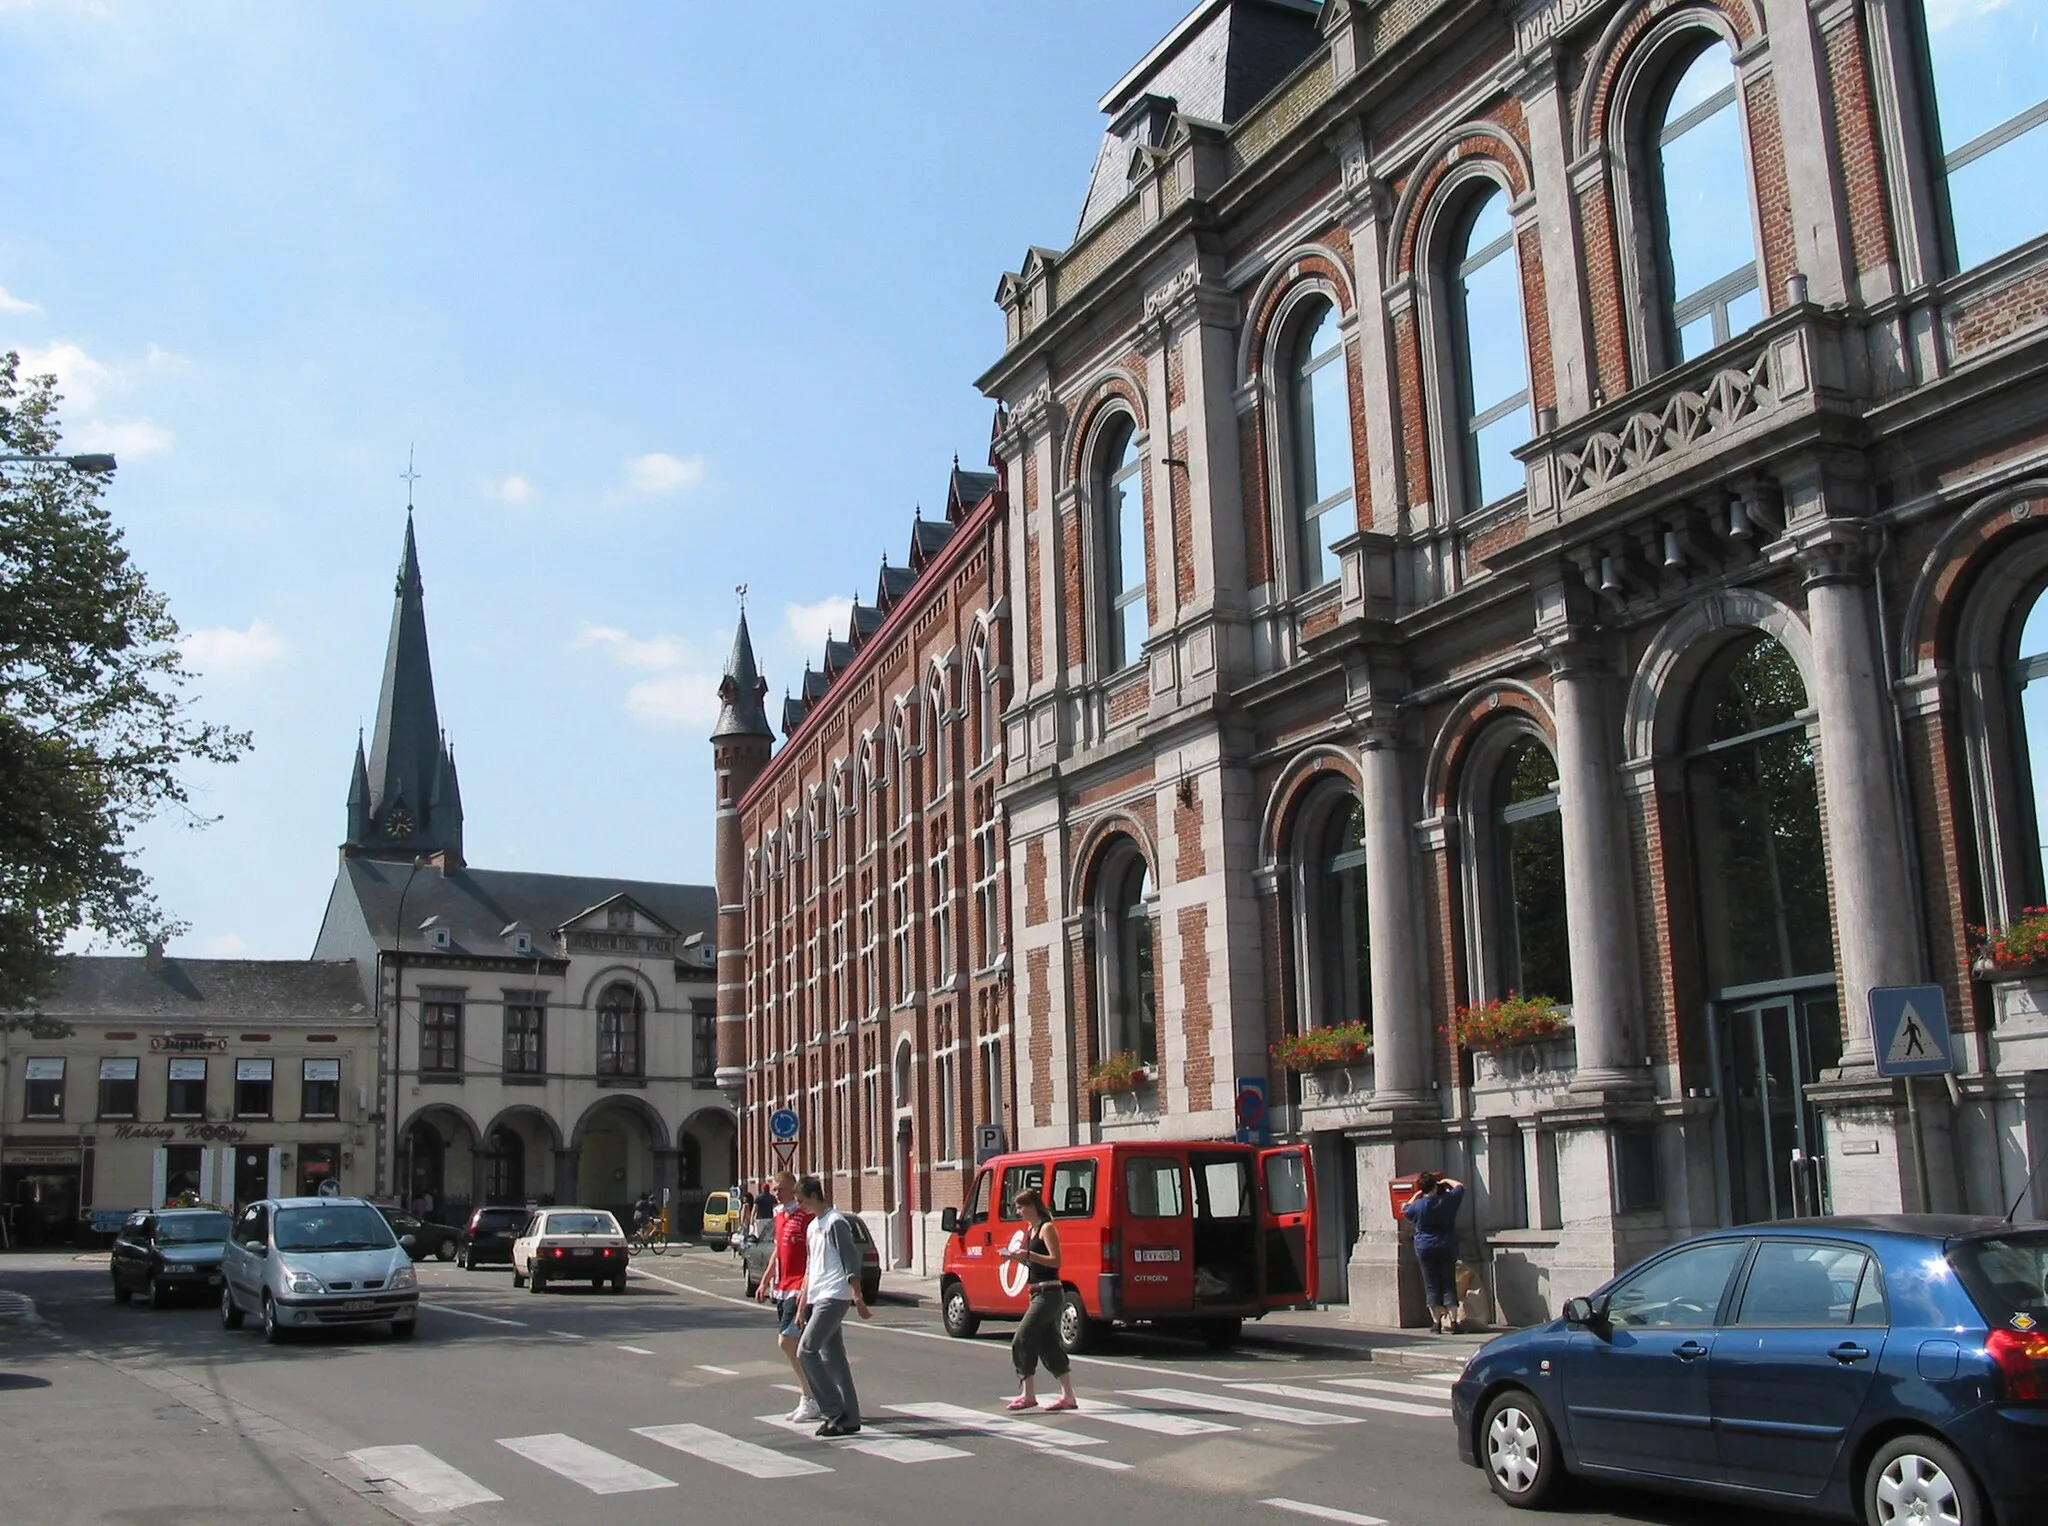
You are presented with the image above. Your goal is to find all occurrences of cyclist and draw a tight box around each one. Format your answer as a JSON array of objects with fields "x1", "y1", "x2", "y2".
[{"x1": 631, "y1": 1191, "x2": 657, "y2": 1238}]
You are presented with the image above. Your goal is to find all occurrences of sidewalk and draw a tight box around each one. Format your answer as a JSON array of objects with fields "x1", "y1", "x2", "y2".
[{"x1": 870, "y1": 1269, "x2": 1487, "y2": 1373}]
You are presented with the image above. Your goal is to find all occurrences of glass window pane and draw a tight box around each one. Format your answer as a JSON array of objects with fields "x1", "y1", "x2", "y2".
[
  {"x1": 1460, "y1": 242, "x2": 1529, "y2": 416},
  {"x1": 1735, "y1": 1241, "x2": 1867, "y2": 1326},
  {"x1": 1607, "y1": 1239, "x2": 1748, "y2": 1327},
  {"x1": 1473, "y1": 411, "x2": 1530, "y2": 509},
  {"x1": 1049, "y1": 1159, "x2": 1096, "y2": 1217},
  {"x1": 1118, "y1": 483, "x2": 1145, "y2": 598},
  {"x1": 1659, "y1": 56, "x2": 1756, "y2": 303},
  {"x1": 1119, "y1": 598, "x2": 1146, "y2": 669},
  {"x1": 1306, "y1": 345, "x2": 1353, "y2": 510},
  {"x1": 1124, "y1": 1156, "x2": 1186, "y2": 1218},
  {"x1": 1723, "y1": 281, "x2": 1763, "y2": 338},
  {"x1": 2020, "y1": 589, "x2": 2048, "y2": 889},
  {"x1": 1945, "y1": 120, "x2": 2048, "y2": 273},
  {"x1": 1678, "y1": 311, "x2": 1717, "y2": 362},
  {"x1": 1196, "y1": 1158, "x2": 1253, "y2": 1219},
  {"x1": 1924, "y1": 0, "x2": 2048, "y2": 153}
]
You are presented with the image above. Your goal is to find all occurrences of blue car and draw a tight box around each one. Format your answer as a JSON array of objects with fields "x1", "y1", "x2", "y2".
[{"x1": 1452, "y1": 1215, "x2": 2048, "y2": 1526}]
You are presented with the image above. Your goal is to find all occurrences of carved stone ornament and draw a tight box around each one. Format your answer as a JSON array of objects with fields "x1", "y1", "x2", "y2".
[{"x1": 1557, "y1": 347, "x2": 1781, "y2": 509}]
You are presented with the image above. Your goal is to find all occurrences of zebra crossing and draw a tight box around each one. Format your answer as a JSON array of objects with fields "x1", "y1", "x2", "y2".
[{"x1": 343, "y1": 1368, "x2": 1454, "y2": 1512}]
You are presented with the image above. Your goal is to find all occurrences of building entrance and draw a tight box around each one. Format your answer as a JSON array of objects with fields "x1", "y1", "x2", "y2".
[{"x1": 1716, "y1": 984, "x2": 1841, "y2": 1223}]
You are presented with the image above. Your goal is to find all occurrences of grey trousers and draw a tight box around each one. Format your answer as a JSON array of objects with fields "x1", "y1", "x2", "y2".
[
  {"x1": 1012, "y1": 1285, "x2": 1070, "y2": 1380},
  {"x1": 797, "y1": 1299, "x2": 860, "y2": 1426}
]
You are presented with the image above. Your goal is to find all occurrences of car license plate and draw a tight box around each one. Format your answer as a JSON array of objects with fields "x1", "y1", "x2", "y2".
[
  {"x1": 207, "y1": 1275, "x2": 221, "y2": 1285},
  {"x1": 571, "y1": 1249, "x2": 595, "y2": 1259},
  {"x1": 340, "y1": 1300, "x2": 374, "y2": 1312}
]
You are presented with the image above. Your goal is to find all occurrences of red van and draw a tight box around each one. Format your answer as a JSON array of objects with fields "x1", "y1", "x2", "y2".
[{"x1": 937, "y1": 1140, "x2": 1316, "y2": 1353}]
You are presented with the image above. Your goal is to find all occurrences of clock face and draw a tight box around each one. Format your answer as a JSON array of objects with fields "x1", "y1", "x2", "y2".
[{"x1": 386, "y1": 808, "x2": 414, "y2": 838}]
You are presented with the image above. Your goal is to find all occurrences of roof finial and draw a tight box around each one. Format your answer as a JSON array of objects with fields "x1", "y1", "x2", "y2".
[
  {"x1": 400, "y1": 444, "x2": 421, "y2": 511},
  {"x1": 736, "y1": 582, "x2": 748, "y2": 612}
]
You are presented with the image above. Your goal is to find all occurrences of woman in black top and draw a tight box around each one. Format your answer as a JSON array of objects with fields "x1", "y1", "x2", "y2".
[{"x1": 1003, "y1": 1189, "x2": 1077, "y2": 1411}]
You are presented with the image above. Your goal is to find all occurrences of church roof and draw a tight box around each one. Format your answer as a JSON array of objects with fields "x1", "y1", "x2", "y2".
[
  {"x1": 333, "y1": 856, "x2": 715, "y2": 958},
  {"x1": 23, "y1": 957, "x2": 371, "y2": 1024},
  {"x1": 711, "y1": 610, "x2": 774, "y2": 741}
]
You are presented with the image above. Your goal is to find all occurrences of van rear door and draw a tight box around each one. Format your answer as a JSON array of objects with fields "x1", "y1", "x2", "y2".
[
  {"x1": 1258, "y1": 1144, "x2": 1318, "y2": 1309},
  {"x1": 1119, "y1": 1152, "x2": 1195, "y2": 1315}
]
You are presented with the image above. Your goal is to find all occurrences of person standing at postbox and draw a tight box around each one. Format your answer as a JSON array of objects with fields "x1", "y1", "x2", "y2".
[{"x1": 1404, "y1": 1171, "x2": 1467, "y2": 1334}]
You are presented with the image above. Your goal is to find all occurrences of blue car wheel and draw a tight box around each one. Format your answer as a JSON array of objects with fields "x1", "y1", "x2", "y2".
[
  {"x1": 1864, "y1": 1434, "x2": 1980, "y2": 1526},
  {"x1": 1481, "y1": 1390, "x2": 1563, "y2": 1509}
]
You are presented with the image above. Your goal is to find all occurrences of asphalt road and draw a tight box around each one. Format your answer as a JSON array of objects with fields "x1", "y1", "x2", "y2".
[{"x1": 0, "y1": 1246, "x2": 1827, "y2": 1526}]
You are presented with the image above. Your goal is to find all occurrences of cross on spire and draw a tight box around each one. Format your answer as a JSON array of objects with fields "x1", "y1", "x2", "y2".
[{"x1": 400, "y1": 445, "x2": 421, "y2": 510}]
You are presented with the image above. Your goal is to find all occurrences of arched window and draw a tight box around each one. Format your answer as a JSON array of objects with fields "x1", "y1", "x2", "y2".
[
  {"x1": 1096, "y1": 845, "x2": 1157, "y2": 1065},
  {"x1": 1683, "y1": 634, "x2": 1832, "y2": 990},
  {"x1": 2007, "y1": 580, "x2": 2048, "y2": 902},
  {"x1": 1097, "y1": 417, "x2": 1147, "y2": 672},
  {"x1": 596, "y1": 983, "x2": 645, "y2": 1078},
  {"x1": 1298, "y1": 790, "x2": 1369, "y2": 1028},
  {"x1": 1287, "y1": 299, "x2": 1354, "y2": 590},
  {"x1": 1922, "y1": 1, "x2": 2048, "y2": 273},
  {"x1": 929, "y1": 677, "x2": 950, "y2": 793},
  {"x1": 1448, "y1": 188, "x2": 1531, "y2": 511},
  {"x1": 973, "y1": 640, "x2": 997, "y2": 764},
  {"x1": 1650, "y1": 39, "x2": 1763, "y2": 361},
  {"x1": 1492, "y1": 737, "x2": 1571, "y2": 1002}
]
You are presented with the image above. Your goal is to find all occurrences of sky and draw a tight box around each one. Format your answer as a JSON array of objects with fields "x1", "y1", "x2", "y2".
[{"x1": 0, "y1": 0, "x2": 1196, "y2": 960}]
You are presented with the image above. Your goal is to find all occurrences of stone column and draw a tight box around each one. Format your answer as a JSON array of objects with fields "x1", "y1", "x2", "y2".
[
  {"x1": 1360, "y1": 723, "x2": 1428, "y2": 1107},
  {"x1": 1543, "y1": 629, "x2": 1645, "y2": 1091},
  {"x1": 1800, "y1": 524, "x2": 1919, "y2": 1063}
]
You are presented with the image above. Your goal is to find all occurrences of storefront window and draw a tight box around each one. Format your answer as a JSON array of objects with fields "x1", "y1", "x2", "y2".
[
  {"x1": 234, "y1": 1059, "x2": 275, "y2": 1121},
  {"x1": 24, "y1": 1058, "x2": 64, "y2": 1119},
  {"x1": 166, "y1": 1058, "x2": 207, "y2": 1119},
  {"x1": 297, "y1": 1144, "x2": 340, "y2": 1198},
  {"x1": 98, "y1": 1058, "x2": 139, "y2": 1119},
  {"x1": 300, "y1": 1059, "x2": 340, "y2": 1120}
]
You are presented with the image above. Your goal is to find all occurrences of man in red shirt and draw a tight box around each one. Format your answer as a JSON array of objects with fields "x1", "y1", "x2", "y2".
[{"x1": 753, "y1": 1169, "x2": 817, "y2": 1422}]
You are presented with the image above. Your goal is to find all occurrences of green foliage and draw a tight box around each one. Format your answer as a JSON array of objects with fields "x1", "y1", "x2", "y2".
[
  {"x1": 1974, "y1": 908, "x2": 2048, "y2": 973},
  {"x1": 1446, "y1": 992, "x2": 1567, "y2": 1052},
  {"x1": 1086, "y1": 1051, "x2": 1147, "y2": 1092},
  {"x1": 0, "y1": 352, "x2": 249, "y2": 1021},
  {"x1": 1269, "y1": 1021, "x2": 1372, "y2": 1072}
]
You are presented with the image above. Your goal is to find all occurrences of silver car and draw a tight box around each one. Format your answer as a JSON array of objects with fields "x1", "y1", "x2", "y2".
[{"x1": 220, "y1": 1196, "x2": 419, "y2": 1342}]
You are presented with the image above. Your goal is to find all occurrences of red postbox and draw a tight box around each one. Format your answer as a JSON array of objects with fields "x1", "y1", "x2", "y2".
[{"x1": 1388, "y1": 1173, "x2": 1426, "y2": 1224}]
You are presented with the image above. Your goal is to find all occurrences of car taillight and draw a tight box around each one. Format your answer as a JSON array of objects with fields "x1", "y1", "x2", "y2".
[
  {"x1": 551, "y1": 1247, "x2": 565, "y2": 1259},
  {"x1": 1101, "y1": 1227, "x2": 1118, "y2": 1265},
  {"x1": 1987, "y1": 1329, "x2": 2048, "y2": 1402}
]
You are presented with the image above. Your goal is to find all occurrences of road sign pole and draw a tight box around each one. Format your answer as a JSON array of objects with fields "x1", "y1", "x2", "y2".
[{"x1": 1905, "y1": 1075, "x2": 1931, "y2": 1213}]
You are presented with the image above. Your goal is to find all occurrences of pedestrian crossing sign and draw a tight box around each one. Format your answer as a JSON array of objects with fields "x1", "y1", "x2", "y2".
[{"x1": 1867, "y1": 984, "x2": 1953, "y2": 1078}]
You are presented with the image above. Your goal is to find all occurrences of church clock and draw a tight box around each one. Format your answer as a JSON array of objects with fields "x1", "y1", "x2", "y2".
[{"x1": 386, "y1": 808, "x2": 414, "y2": 839}]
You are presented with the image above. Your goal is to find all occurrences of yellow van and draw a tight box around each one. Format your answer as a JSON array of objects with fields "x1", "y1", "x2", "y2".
[{"x1": 701, "y1": 1190, "x2": 742, "y2": 1249}]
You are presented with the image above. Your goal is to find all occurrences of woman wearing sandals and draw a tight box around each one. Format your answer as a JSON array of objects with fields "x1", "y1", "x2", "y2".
[{"x1": 1002, "y1": 1189, "x2": 1078, "y2": 1412}]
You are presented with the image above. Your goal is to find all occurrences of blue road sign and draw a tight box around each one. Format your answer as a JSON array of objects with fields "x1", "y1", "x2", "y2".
[
  {"x1": 768, "y1": 1108, "x2": 801, "y2": 1142},
  {"x1": 1234, "y1": 1076, "x2": 1269, "y2": 1145},
  {"x1": 1868, "y1": 984, "x2": 1954, "y2": 1078}
]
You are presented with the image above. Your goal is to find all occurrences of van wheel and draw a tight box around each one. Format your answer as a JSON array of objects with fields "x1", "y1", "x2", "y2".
[
  {"x1": 1863, "y1": 1433, "x2": 1982, "y2": 1526},
  {"x1": 220, "y1": 1285, "x2": 244, "y2": 1330},
  {"x1": 1200, "y1": 1317, "x2": 1242, "y2": 1350},
  {"x1": 1481, "y1": 1389, "x2": 1562, "y2": 1508},
  {"x1": 1056, "y1": 1289, "x2": 1101, "y2": 1355},
  {"x1": 941, "y1": 1280, "x2": 980, "y2": 1339},
  {"x1": 261, "y1": 1294, "x2": 285, "y2": 1345}
]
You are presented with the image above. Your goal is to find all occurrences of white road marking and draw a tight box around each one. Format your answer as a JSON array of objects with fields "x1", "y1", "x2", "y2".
[
  {"x1": 635, "y1": 1423, "x2": 831, "y2": 1478},
  {"x1": 697, "y1": 1363, "x2": 741, "y2": 1375},
  {"x1": 1118, "y1": 1387, "x2": 1364, "y2": 1427},
  {"x1": 418, "y1": 1302, "x2": 526, "y2": 1328},
  {"x1": 617, "y1": 1345, "x2": 655, "y2": 1355},
  {"x1": 886, "y1": 1400, "x2": 1108, "y2": 1450},
  {"x1": 1231, "y1": 1381, "x2": 1450, "y2": 1420},
  {"x1": 1323, "y1": 1375, "x2": 1463, "y2": 1401},
  {"x1": 1261, "y1": 1499, "x2": 1390, "y2": 1526},
  {"x1": 547, "y1": 1329, "x2": 584, "y2": 1340},
  {"x1": 1074, "y1": 1398, "x2": 1236, "y2": 1437},
  {"x1": 348, "y1": 1445, "x2": 503, "y2": 1510},
  {"x1": 496, "y1": 1433, "x2": 676, "y2": 1494},
  {"x1": 757, "y1": 1413, "x2": 970, "y2": 1464}
]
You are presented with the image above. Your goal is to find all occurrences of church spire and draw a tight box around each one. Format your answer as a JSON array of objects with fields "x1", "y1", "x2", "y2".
[
  {"x1": 346, "y1": 508, "x2": 463, "y2": 860},
  {"x1": 711, "y1": 606, "x2": 773, "y2": 741}
]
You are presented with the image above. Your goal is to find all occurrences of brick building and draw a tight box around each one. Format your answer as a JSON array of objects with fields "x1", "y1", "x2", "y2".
[
  {"x1": 970, "y1": 0, "x2": 2048, "y2": 1324},
  {"x1": 714, "y1": 463, "x2": 1011, "y2": 1269}
]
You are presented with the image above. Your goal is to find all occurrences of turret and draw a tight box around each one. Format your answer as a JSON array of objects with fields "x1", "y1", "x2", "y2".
[{"x1": 711, "y1": 610, "x2": 773, "y2": 1101}]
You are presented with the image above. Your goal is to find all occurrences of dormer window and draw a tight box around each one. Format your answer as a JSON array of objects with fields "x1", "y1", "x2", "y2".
[{"x1": 419, "y1": 916, "x2": 451, "y2": 951}]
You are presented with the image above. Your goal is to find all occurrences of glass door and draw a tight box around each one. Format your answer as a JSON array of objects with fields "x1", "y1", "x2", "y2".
[{"x1": 1719, "y1": 990, "x2": 1841, "y2": 1223}]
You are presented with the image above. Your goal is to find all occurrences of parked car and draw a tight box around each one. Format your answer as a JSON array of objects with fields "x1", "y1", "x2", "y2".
[
  {"x1": 220, "y1": 1196, "x2": 418, "y2": 1343},
  {"x1": 1451, "y1": 1215, "x2": 2048, "y2": 1526},
  {"x1": 111, "y1": 1208, "x2": 232, "y2": 1308},
  {"x1": 511, "y1": 1208, "x2": 629, "y2": 1293},
  {"x1": 740, "y1": 1211, "x2": 882, "y2": 1303},
  {"x1": 456, "y1": 1205, "x2": 530, "y2": 1269},
  {"x1": 375, "y1": 1205, "x2": 461, "y2": 1262},
  {"x1": 701, "y1": 1189, "x2": 742, "y2": 1250},
  {"x1": 938, "y1": 1139, "x2": 1316, "y2": 1353}
]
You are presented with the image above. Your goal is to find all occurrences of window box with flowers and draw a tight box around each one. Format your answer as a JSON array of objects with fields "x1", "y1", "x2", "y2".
[
  {"x1": 1270, "y1": 1022, "x2": 1373, "y2": 1073},
  {"x1": 1972, "y1": 909, "x2": 2048, "y2": 981},
  {"x1": 1086, "y1": 1052, "x2": 1151, "y2": 1093},
  {"x1": 1972, "y1": 911, "x2": 2048, "y2": 1070},
  {"x1": 1448, "y1": 993, "x2": 1568, "y2": 1052}
]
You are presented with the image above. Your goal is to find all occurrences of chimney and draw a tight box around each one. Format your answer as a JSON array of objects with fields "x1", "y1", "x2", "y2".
[{"x1": 145, "y1": 939, "x2": 166, "y2": 970}]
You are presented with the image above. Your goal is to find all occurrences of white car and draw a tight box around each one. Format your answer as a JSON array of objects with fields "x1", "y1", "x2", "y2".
[{"x1": 511, "y1": 1208, "x2": 630, "y2": 1294}]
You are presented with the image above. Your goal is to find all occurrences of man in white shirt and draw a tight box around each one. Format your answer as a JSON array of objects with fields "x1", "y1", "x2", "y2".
[{"x1": 792, "y1": 1175, "x2": 871, "y2": 1436}]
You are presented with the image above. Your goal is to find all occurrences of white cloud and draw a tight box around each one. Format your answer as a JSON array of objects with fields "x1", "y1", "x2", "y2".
[
  {"x1": 574, "y1": 623, "x2": 686, "y2": 671},
  {"x1": 198, "y1": 934, "x2": 251, "y2": 958},
  {"x1": 17, "y1": 339, "x2": 113, "y2": 411},
  {"x1": 1923, "y1": 0, "x2": 2013, "y2": 28},
  {"x1": 487, "y1": 472, "x2": 537, "y2": 503},
  {"x1": 785, "y1": 595, "x2": 855, "y2": 652},
  {"x1": 624, "y1": 673, "x2": 720, "y2": 728},
  {"x1": 624, "y1": 451, "x2": 705, "y2": 495},
  {"x1": 72, "y1": 417, "x2": 173, "y2": 458},
  {"x1": 0, "y1": 284, "x2": 39, "y2": 315},
  {"x1": 13, "y1": 338, "x2": 177, "y2": 458},
  {"x1": 180, "y1": 618, "x2": 284, "y2": 678}
]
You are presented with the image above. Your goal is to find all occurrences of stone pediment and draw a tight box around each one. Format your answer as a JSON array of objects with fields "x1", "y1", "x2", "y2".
[{"x1": 555, "y1": 893, "x2": 679, "y2": 958}]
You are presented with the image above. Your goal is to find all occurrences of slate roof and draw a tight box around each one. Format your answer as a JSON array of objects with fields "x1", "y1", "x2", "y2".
[
  {"x1": 876, "y1": 559, "x2": 916, "y2": 609},
  {"x1": 910, "y1": 515, "x2": 957, "y2": 567},
  {"x1": 712, "y1": 610, "x2": 774, "y2": 741},
  {"x1": 948, "y1": 465, "x2": 999, "y2": 521},
  {"x1": 24, "y1": 957, "x2": 372, "y2": 1024},
  {"x1": 335, "y1": 856, "x2": 715, "y2": 957}
]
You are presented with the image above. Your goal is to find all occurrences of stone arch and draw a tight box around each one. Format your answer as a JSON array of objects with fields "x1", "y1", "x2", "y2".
[
  {"x1": 1237, "y1": 243, "x2": 1357, "y2": 388},
  {"x1": 1388, "y1": 124, "x2": 1534, "y2": 288},
  {"x1": 482, "y1": 1103, "x2": 563, "y2": 1153},
  {"x1": 568, "y1": 1093, "x2": 671, "y2": 1151},
  {"x1": 1066, "y1": 810, "x2": 1160, "y2": 920},
  {"x1": 1623, "y1": 586, "x2": 1816, "y2": 763},
  {"x1": 1421, "y1": 680, "x2": 1557, "y2": 818},
  {"x1": 1258, "y1": 744, "x2": 1365, "y2": 867},
  {"x1": 1063, "y1": 373, "x2": 1148, "y2": 488},
  {"x1": 574, "y1": 963, "x2": 664, "y2": 1012},
  {"x1": 397, "y1": 1102, "x2": 482, "y2": 1213},
  {"x1": 677, "y1": 1106, "x2": 736, "y2": 1198},
  {"x1": 1574, "y1": 0, "x2": 1763, "y2": 160},
  {"x1": 1899, "y1": 477, "x2": 2048, "y2": 677}
]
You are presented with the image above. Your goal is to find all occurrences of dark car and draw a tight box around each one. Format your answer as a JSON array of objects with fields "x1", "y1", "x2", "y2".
[
  {"x1": 374, "y1": 1205, "x2": 461, "y2": 1262},
  {"x1": 1452, "y1": 1215, "x2": 2048, "y2": 1526},
  {"x1": 110, "y1": 1209, "x2": 233, "y2": 1308},
  {"x1": 457, "y1": 1205, "x2": 531, "y2": 1269},
  {"x1": 739, "y1": 1211, "x2": 882, "y2": 1303}
]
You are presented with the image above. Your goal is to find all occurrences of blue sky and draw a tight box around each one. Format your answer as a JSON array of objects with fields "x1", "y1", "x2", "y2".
[{"x1": 1, "y1": 0, "x2": 1193, "y2": 959}]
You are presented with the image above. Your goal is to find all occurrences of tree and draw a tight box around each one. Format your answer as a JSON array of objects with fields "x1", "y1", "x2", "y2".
[{"x1": 0, "y1": 351, "x2": 250, "y2": 1022}]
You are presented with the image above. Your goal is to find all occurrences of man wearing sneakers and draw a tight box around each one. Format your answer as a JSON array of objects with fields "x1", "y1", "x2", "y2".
[
  {"x1": 791, "y1": 1175, "x2": 871, "y2": 1436},
  {"x1": 753, "y1": 1170, "x2": 819, "y2": 1424}
]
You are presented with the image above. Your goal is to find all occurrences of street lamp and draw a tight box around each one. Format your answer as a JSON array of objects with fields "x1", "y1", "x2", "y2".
[
  {"x1": 0, "y1": 452, "x2": 117, "y2": 473},
  {"x1": 383, "y1": 856, "x2": 430, "y2": 1199}
]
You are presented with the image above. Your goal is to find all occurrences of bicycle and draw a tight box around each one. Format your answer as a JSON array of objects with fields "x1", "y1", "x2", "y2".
[{"x1": 627, "y1": 1211, "x2": 670, "y2": 1258}]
